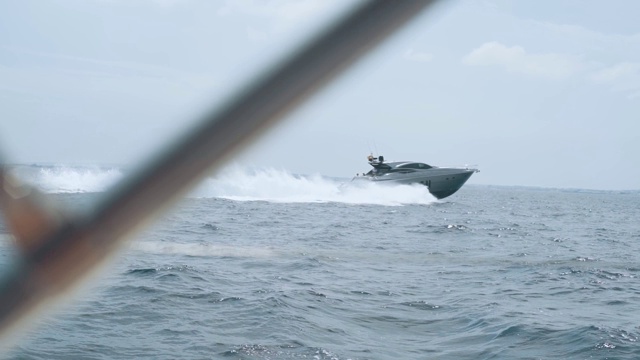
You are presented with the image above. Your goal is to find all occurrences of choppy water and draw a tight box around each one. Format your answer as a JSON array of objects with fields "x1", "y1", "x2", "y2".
[{"x1": 3, "y1": 165, "x2": 640, "y2": 359}]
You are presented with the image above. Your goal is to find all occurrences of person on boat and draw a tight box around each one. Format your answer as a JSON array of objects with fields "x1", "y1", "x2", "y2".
[{"x1": 367, "y1": 154, "x2": 374, "y2": 162}]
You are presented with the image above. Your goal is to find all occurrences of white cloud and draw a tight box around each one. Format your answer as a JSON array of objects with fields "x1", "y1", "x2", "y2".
[
  {"x1": 527, "y1": 20, "x2": 640, "y2": 99},
  {"x1": 462, "y1": 41, "x2": 586, "y2": 79},
  {"x1": 463, "y1": 41, "x2": 640, "y2": 98},
  {"x1": 403, "y1": 48, "x2": 433, "y2": 63},
  {"x1": 590, "y1": 62, "x2": 640, "y2": 98},
  {"x1": 98, "y1": 0, "x2": 189, "y2": 7},
  {"x1": 628, "y1": 91, "x2": 640, "y2": 100},
  {"x1": 218, "y1": 0, "x2": 325, "y2": 20},
  {"x1": 536, "y1": 21, "x2": 640, "y2": 47},
  {"x1": 149, "y1": 0, "x2": 187, "y2": 7},
  {"x1": 218, "y1": 0, "x2": 339, "y2": 40},
  {"x1": 591, "y1": 62, "x2": 640, "y2": 83},
  {"x1": 0, "y1": 49, "x2": 218, "y2": 101}
]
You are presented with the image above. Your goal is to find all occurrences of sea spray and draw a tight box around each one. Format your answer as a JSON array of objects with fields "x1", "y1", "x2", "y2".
[
  {"x1": 192, "y1": 165, "x2": 436, "y2": 205},
  {"x1": 11, "y1": 164, "x2": 436, "y2": 205},
  {"x1": 11, "y1": 164, "x2": 123, "y2": 193}
]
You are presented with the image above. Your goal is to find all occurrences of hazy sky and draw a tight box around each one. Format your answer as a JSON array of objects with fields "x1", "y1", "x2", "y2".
[{"x1": 1, "y1": 0, "x2": 638, "y2": 190}]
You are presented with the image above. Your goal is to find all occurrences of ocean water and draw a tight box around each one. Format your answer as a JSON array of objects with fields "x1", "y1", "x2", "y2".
[{"x1": 2, "y1": 164, "x2": 640, "y2": 359}]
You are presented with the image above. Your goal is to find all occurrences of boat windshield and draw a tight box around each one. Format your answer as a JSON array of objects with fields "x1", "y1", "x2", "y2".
[{"x1": 397, "y1": 163, "x2": 432, "y2": 169}]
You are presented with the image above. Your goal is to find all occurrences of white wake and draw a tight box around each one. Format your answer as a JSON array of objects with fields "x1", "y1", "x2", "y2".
[
  {"x1": 14, "y1": 164, "x2": 436, "y2": 206},
  {"x1": 192, "y1": 165, "x2": 436, "y2": 206}
]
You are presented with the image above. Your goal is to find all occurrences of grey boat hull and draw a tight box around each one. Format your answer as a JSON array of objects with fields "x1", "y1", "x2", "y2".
[{"x1": 353, "y1": 167, "x2": 477, "y2": 199}]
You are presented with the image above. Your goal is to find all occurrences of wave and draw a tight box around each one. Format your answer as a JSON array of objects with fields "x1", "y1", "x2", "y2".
[{"x1": 10, "y1": 164, "x2": 436, "y2": 205}]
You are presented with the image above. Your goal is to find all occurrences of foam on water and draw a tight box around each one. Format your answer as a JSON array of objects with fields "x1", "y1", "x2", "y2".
[
  {"x1": 16, "y1": 165, "x2": 123, "y2": 193},
  {"x1": 132, "y1": 241, "x2": 276, "y2": 258},
  {"x1": 192, "y1": 165, "x2": 436, "y2": 206},
  {"x1": 12, "y1": 164, "x2": 435, "y2": 205}
]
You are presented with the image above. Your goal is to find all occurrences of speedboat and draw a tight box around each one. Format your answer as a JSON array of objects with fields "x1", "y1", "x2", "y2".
[{"x1": 353, "y1": 155, "x2": 479, "y2": 199}]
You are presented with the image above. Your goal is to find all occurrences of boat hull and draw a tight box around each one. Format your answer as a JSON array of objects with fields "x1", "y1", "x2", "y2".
[{"x1": 354, "y1": 168, "x2": 476, "y2": 199}]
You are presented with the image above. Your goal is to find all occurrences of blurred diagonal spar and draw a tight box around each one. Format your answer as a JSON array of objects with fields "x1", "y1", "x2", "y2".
[{"x1": 0, "y1": 0, "x2": 435, "y2": 346}]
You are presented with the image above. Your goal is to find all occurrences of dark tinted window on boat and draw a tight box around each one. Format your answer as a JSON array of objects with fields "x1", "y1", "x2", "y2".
[{"x1": 398, "y1": 163, "x2": 432, "y2": 169}]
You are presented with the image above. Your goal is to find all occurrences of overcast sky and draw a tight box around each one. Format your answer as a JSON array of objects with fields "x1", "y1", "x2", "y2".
[{"x1": 1, "y1": 0, "x2": 638, "y2": 190}]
